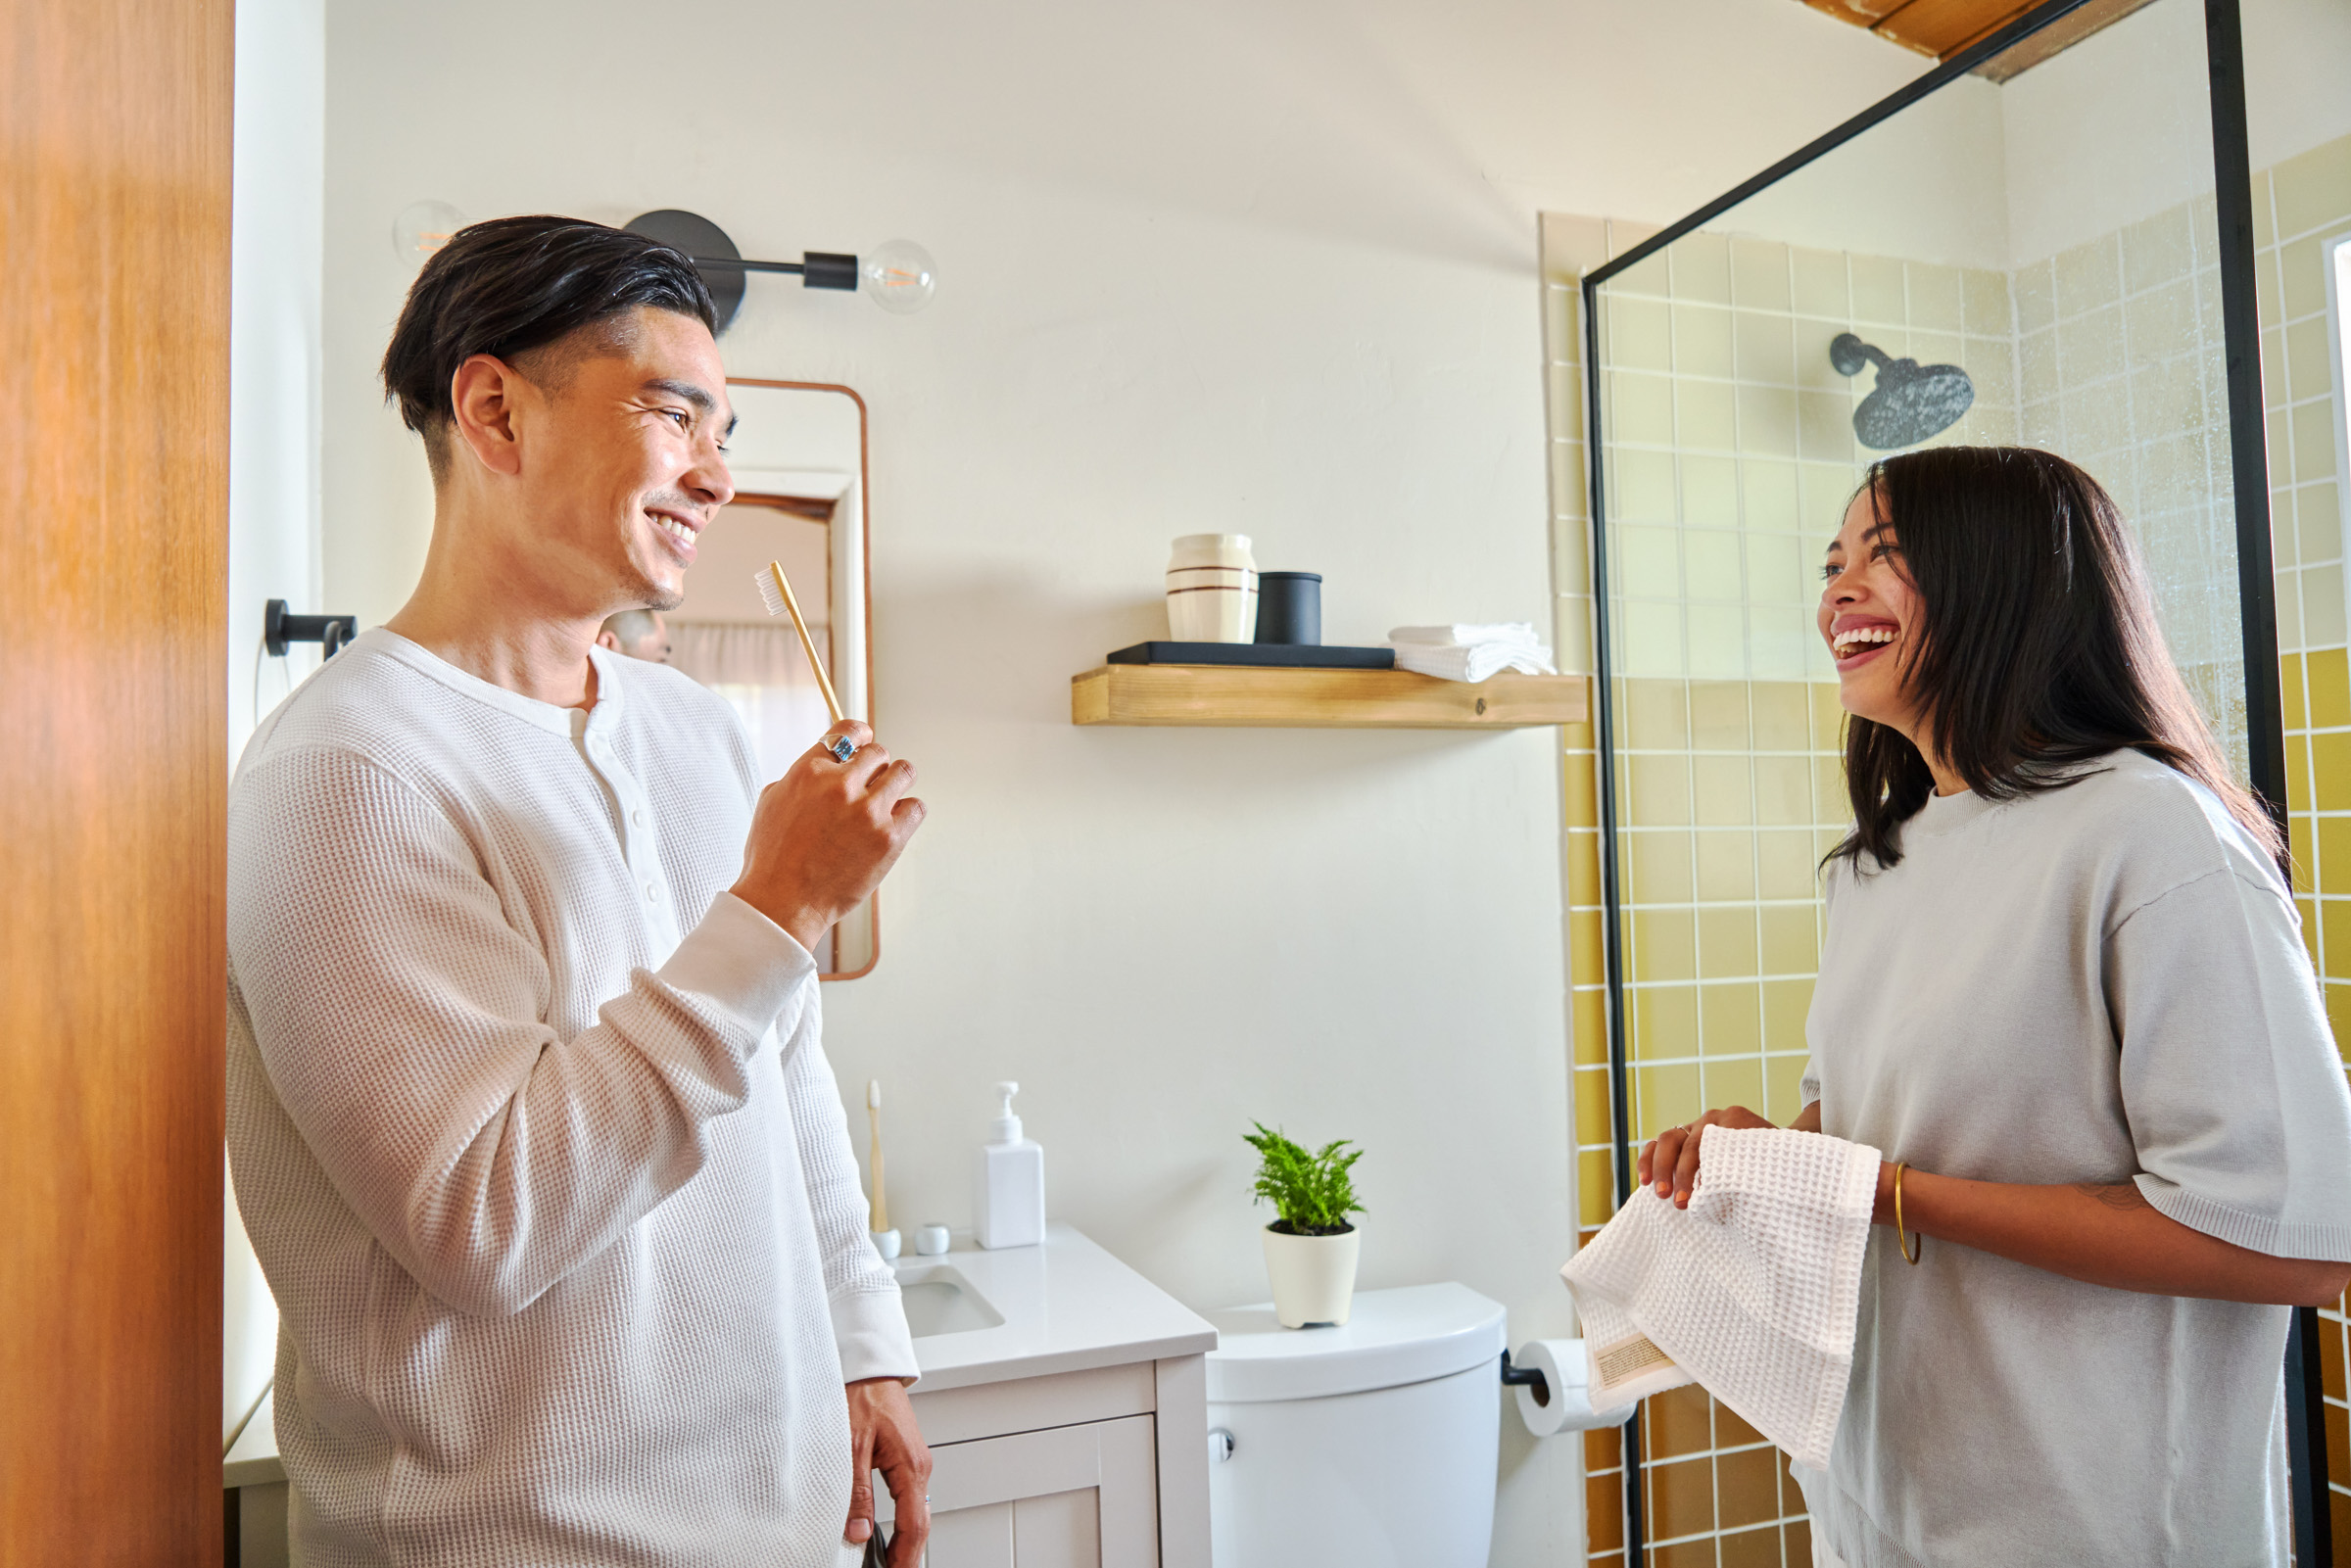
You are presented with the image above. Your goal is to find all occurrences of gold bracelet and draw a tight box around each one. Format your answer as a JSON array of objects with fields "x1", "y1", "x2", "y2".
[{"x1": 1894, "y1": 1161, "x2": 1923, "y2": 1265}]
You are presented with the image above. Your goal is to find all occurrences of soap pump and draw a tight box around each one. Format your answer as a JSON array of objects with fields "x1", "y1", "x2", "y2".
[{"x1": 976, "y1": 1080, "x2": 1044, "y2": 1250}]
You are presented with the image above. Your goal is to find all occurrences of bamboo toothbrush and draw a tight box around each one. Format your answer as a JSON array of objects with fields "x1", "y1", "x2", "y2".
[
  {"x1": 752, "y1": 559, "x2": 845, "y2": 723},
  {"x1": 865, "y1": 1079, "x2": 890, "y2": 1235}
]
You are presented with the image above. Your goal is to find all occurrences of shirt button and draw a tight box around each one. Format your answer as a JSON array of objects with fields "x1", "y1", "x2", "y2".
[
  {"x1": 645, "y1": 883, "x2": 660, "y2": 902},
  {"x1": 631, "y1": 809, "x2": 646, "y2": 827}
]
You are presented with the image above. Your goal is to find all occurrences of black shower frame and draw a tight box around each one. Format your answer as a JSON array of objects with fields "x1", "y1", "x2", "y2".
[{"x1": 1575, "y1": 2, "x2": 2329, "y2": 1562}]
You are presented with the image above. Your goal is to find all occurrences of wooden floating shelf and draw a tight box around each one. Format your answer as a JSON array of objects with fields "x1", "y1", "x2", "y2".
[{"x1": 1071, "y1": 664, "x2": 1589, "y2": 730}]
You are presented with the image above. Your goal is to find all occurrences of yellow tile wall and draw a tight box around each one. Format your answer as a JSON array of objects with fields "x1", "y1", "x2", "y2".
[
  {"x1": 1548, "y1": 214, "x2": 1840, "y2": 1567},
  {"x1": 2256, "y1": 128, "x2": 2351, "y2": 1546},
  {"x1": 2012, "y1": 193, "x2": 2251, "y2": 771},
  {"x1": 1598, "y1": 234, "x2": 2014, "y2": 687}
]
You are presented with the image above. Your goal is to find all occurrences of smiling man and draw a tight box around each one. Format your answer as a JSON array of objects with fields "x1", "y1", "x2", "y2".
[{"x1": 227, "y1": 217, "x2": 931, "y2": 1567}]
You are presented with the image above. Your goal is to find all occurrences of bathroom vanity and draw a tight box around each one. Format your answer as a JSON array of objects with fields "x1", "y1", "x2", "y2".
[{"x1": 224, "y1": 1224, "x2": 1217, "y2": 1568}]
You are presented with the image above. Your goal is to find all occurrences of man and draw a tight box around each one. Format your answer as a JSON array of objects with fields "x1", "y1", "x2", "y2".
[
  {"x1": 599, "y1": 605, "x2": 671, "y2": 662},
  {"x1": 226, "y1": 216, "x2": 931, "y2": 1567}
]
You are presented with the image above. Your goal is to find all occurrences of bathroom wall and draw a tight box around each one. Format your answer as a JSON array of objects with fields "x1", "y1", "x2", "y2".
[
  {"x1": 2256, "y1": 128, "x2": 2351, "y2": 1546},
  {"x1": 228, "y1": 0, "x2": 327, "y2": 767},
  {"x1": 2009, "y1": 195, "x2": 2248, "y2": 765},
  {"x1": 305, "y1": 2, "x2": 1933, "y2": 1562},
  {"x1": 224, "y1": 0, "x2": 325, "y2": 1449}
]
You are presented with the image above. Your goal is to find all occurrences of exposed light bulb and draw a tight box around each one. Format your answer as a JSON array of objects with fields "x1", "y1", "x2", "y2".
[
  {"x1": 861, "y1": 240, "x2": 936, "y2": 314},
  {"x1": 393, "y1": 201, "x2": 467, "y2": 270}
]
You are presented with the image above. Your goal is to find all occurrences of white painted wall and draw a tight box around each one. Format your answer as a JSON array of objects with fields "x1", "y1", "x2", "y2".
[
  {"x1": 2243, "y1": 0, "x2": 2351, "y2": 174},
  {"x1": 1626, "y1": 0, "x2": 2351, "y2": 280},
  {"x1": 1718, "y1": 75, "x2": 2014, "y2": 270},
  {"x1": 2000, "y1": 0, "x2": 2219, "y2": 267},
  {"x1": 226, "y1": 0, "x2": 324, "y2": 1448},
  {"x1": 311, "y1": 1, "x2": 1930, "y2": 1558}
]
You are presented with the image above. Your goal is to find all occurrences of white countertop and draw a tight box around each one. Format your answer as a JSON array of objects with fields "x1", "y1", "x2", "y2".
[
  {"x1": 225, "y1": 1221, "x2": 1214, "y2": 1488},
  {"x1": 896, "y1": 1222, "x2": 1216, "y2": 1393}
]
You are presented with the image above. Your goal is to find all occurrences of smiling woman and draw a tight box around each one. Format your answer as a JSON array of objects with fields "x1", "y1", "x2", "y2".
[
  {"x1": 1818, "y1": 448, "x2": 2279, "y2": 867},
  {"x1": 1642, "y1": 444, "x2": 2351, "y2": 1567}
]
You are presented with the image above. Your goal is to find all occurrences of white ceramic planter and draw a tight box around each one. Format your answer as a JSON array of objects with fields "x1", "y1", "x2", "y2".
[
  {"x1": 1166, "y1": 533, "x2": 1258, "y2": 642},
  {"x1": 1262, "y1": 1222, "x2": 1361, "y2": 1328}
]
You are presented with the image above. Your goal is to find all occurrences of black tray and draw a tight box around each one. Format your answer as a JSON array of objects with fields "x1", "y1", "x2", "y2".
[{"x1": 1108, "y1": 641, "x2": 1396, "y2": 670}]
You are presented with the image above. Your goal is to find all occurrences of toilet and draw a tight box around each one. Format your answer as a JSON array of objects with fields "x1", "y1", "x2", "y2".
[{"x1": 1204, "y1": 1282, "x2": 1507, "y2": 1568}]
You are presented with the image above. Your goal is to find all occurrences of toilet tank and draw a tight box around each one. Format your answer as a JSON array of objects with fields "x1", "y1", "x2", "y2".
[{"x1": 1203, "y1": 1283, "x2": 1507, "y2": 1568}]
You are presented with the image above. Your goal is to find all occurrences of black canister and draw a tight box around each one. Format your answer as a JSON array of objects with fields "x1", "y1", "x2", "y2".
[{"x1": 1253, "y1": 572, "x2": 1323, "y2": 645}]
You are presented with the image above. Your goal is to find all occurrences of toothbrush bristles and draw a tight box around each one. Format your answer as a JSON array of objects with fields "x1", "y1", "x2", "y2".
[{"x1": 753, "y1": 565, "x2": 789, "y2": 619}]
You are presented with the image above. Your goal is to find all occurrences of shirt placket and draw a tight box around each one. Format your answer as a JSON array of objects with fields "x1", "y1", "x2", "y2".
[{"x1": 577, "y1": 710, "x2": 685, "y2": 965}]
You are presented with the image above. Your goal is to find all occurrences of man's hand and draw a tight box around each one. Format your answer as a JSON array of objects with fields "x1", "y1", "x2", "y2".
[
  {"x1": 843, "y1": 1377, "x2": 931, "y2": 1566},
  {"x1": 731, "y1": 722, "x2": 925, "y2": 954}
]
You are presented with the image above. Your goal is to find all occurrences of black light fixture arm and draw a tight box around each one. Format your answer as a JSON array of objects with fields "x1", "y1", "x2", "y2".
[
  {"x1": 264, "y1": 598, "x2": 359, "y2": 659},
  {"x1": 685, "y1": 251, "x2": 859, "y2": 290}
]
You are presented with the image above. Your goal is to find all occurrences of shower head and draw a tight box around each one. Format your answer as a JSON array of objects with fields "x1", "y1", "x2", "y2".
[{"x1": 1830, "y1": 332, "x2": 1975, "y2": 450}]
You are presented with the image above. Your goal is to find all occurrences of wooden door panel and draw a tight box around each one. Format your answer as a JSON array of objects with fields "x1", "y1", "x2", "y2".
[{"x1": 0, "y1": 0, "x2": 233, "y2": 1563}]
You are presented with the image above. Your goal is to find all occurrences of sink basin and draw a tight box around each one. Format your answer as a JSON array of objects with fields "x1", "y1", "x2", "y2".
[{"x1": 895, "y1": 1263, "x2": 1006, "y2": 1338}]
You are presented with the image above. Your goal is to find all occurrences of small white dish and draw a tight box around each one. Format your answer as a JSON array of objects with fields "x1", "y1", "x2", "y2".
[
  {"x1": 871, "y1": 1227, "x2": 902, "y2": 1260},
  {"x1": 916, "y1": 1223, "x2": 952, "y2": 1257}
]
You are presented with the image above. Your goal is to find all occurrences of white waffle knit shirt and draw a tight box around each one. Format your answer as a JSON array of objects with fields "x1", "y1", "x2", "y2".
[
  {"x1": 1560, "y1": 1127, "x2": 1881, "y2": 1469},
  {"x1": 226, "y1": 629, "x2": 916, "y2": 1568}
]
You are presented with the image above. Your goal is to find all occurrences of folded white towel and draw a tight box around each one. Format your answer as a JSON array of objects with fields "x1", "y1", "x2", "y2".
[
  {"x1": 1385, "y1": 623, "x2": 1558, "y2": 683},
  {"x1": 1388, "y1": 623, "x2": 1546, "y2": 648},
  {"x1": 1559, "y1": 1126, "x2": 1881, "y2": 1470}
]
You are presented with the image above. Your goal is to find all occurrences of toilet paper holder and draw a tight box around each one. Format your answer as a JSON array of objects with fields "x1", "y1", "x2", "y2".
[{"x1": 1499, "y1": 1348, "x2": 1551, "y2": 1406}]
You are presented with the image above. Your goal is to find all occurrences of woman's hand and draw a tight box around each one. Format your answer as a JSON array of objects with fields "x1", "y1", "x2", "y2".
[{"x1": 1638, "y1": 1105, "x2": 1780, "y2": 1209}]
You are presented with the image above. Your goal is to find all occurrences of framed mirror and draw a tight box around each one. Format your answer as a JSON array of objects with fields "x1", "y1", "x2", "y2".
[{"x1": 665, "y1": 379, "x2": 877, "y2": 978}]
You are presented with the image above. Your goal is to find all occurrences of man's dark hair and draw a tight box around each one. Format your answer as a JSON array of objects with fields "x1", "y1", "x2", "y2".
[
  {"x1": 380, "y1": 215, "x2": 715, "y2": 477},
  {"x1": 1833, "y1": 445, "x2": 2278, "y2": 871}
]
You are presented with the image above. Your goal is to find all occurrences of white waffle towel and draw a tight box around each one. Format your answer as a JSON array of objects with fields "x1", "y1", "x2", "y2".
[
  {"x1": 1385, "y1": 623, "x2": 1558, "y2": 683},
  {"x1": 1559, "y1": 1127, "x2": 1881, "y2": 1470}
]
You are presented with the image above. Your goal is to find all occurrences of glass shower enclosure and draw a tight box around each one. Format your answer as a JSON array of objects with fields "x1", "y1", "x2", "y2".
[{"x1": 1571, "y1": 0, "x2": 2334, "y2": 1561}]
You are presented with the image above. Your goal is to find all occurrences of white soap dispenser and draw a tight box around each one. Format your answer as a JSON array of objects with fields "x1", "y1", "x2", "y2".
[{"x1": 976, "y1": 1080, "x2": 1045, "y2": 1250}]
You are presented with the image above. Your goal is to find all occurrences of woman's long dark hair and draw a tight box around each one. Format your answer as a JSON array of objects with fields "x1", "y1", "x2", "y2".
[{"x1": 1833, "y1": 446, "x2": 2279, "y2": 870}]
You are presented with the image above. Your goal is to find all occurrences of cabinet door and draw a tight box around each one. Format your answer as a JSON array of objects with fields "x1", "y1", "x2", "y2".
[{"x1": 908, "y1": 1414, "x2": 1157, "y2": 1568}]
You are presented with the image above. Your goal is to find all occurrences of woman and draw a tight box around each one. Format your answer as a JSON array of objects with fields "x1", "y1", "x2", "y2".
[{"x1": 1640, "y1": 447, "x2": 2351, "y2": 1567}]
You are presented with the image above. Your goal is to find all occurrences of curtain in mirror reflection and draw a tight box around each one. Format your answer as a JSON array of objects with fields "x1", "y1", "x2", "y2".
[
  {"x1": 669, "y1": 620, "x2": 839, "y2": 971},
  {"x1": 669, "y1": 621, "x2": 836, "y2": 782}
]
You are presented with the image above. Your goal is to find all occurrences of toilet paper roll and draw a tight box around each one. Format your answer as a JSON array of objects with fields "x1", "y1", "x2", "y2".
[{"x1": 1513, "y1": 1339, "x2": 1637, "y2": 1438}]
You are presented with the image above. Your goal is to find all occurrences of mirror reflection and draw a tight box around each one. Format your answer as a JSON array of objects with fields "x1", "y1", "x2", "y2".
[{"x1": 668, "y1": 379, "x2": 876, "y2": 977}]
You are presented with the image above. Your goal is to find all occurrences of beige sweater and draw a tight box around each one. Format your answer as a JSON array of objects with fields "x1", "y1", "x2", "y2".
[{"x1": 227, "y1": 629, "x2": 913, "y2": 1568}]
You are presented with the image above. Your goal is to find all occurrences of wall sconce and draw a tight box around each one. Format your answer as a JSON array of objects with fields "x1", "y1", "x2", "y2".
[
  {"x1": 624, "y1": 210, "x2": 936, "y2": 331},
  {"x1": 393, "y1": 200, "x2": 466, "y2": 269}
]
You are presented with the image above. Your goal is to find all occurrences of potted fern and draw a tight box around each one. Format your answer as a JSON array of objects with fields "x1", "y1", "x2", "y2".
[{"x1": 1244, "y1": 1121, "x2": 1366, "y2": 1328}]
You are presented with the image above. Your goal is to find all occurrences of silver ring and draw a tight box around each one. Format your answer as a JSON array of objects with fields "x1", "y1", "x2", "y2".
[{"x1": 828, "y1": 736, "x2": 856, "y2": 762}]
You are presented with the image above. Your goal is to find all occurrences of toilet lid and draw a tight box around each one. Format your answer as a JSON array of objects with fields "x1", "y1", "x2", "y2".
[{"x1": 1203, "y1": 1282, "x2": 1507, "y2": 1402}]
